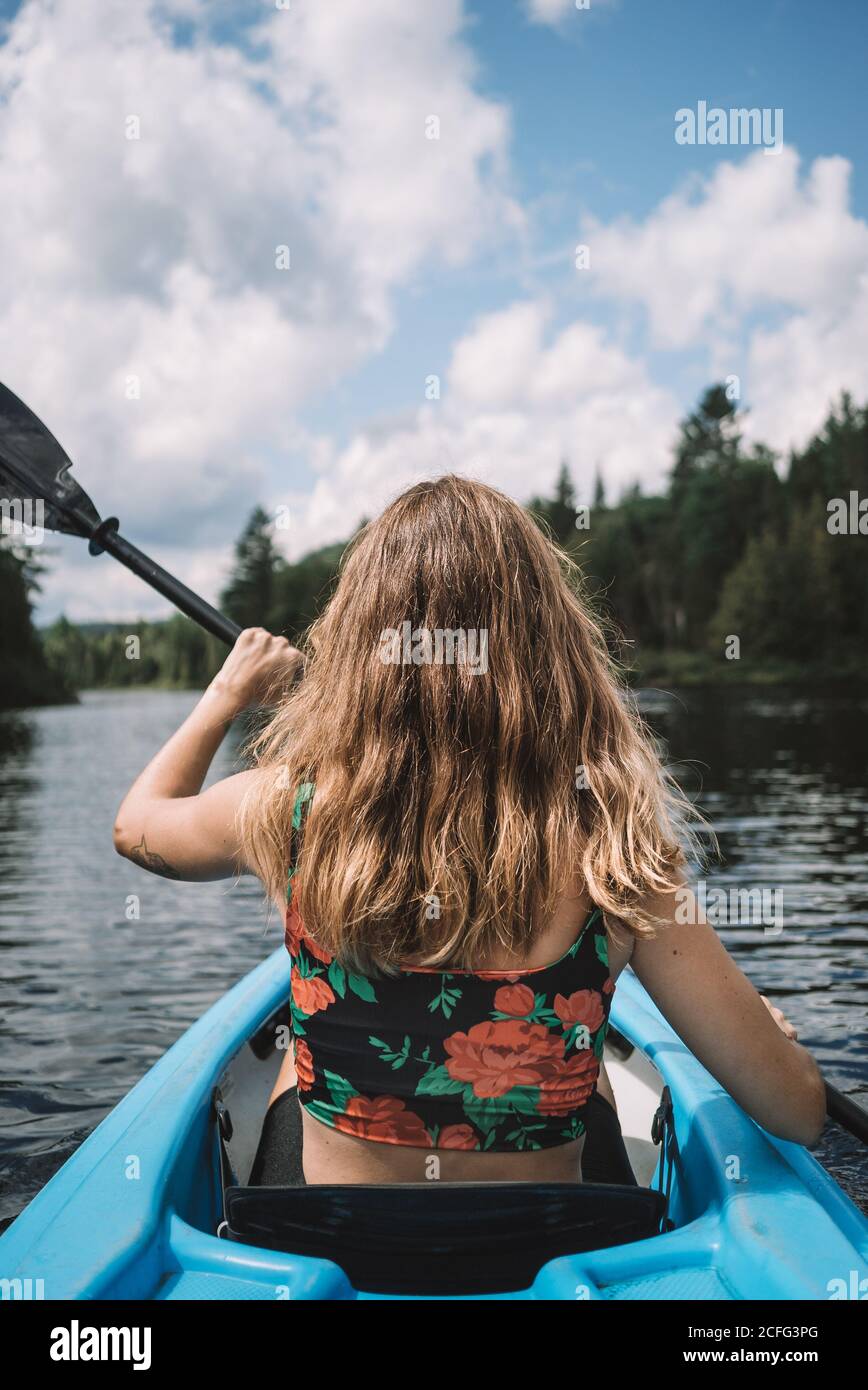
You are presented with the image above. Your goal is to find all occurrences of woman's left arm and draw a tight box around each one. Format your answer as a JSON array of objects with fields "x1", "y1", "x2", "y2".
[{"x1": 113, "y1": 628, "x2": 302, "y2": 882}]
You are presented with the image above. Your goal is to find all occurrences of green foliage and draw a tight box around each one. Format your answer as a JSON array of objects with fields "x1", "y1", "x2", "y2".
[
  {"x1": 267, "y1": 541, "x2": 345, "y2": 638},
  {"x1": 0, "y1": 540, "x2": 73, "y2": 709},
  {"x1": 528, "y1": 461, "x2": 579, "y2": 544},
  {"x1": 41, "y1": 613, "x2": 225, "y2": 691},
  {"x1": 9, "y1": 384, "x2": 868, "y2": 704},
  {"x1": 220, "y1": 506, "x2": 284, "y2": 630},
  {"x1": 572, "y1": 387, "x2": 868, "y2": 678}
]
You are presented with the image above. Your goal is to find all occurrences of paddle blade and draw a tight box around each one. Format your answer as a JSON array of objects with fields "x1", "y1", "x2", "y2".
[{"x1": 0, "y1": 382, "x2": 102, "y2": 539}]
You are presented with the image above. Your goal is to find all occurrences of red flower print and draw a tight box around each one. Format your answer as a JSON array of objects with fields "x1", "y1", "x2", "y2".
[
  {"x1": 553, "y1": 989, "x2": 605, "y2": 1033},
  {"x1": 284, "y1": 901, "x2": 333, "y2": 965},
  {"x1": 303, "y1": 933, "x2": 333, "y2": 966},
  {"x1": 536, "y1": 1049, "x2": 599, "y2": 1117},
  {"x1": 438, "y1": 1124, "x2": 479, "y2": 1151},
  {"x1": 494, "y1": 983, "x2": 536, "y2": 1017},
  {"x1": 444, "y1": 1019, "x2": 564, "y2": 1098},
  {"x1": 294, "y1": 1038, "x2": 315, "y2": 1091},
  {"x1": 291, "y1": 968, "x2": 335, "y2": 1016},
  {"x1": 284, "y1": 903, "x2": 304, "y2": 956},
  {"x1": 602, "y1": 977, "x2": 614, "y2": 996},
  {"x1": 332, "y1": 1095, "x2": 432, "y2": 1147}
]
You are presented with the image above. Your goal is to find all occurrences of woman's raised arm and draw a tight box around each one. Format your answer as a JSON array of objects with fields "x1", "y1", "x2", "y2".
[{"x1": 112, "y1": 628, "x2": 301, "y2": 882}]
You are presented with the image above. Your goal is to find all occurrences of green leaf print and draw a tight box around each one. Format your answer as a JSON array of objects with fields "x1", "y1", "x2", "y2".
[
  {"x1": 415, "y1": 1064, "x2": 466, "y2": 1098},
  {"x1": 506, "y1": 1123, "x2": 546, "y2": 1152},
  {"x1": 289, "y1": 998, "x2": 308, "y2": 1033},
  {"x1": 304, "y1": 1098, "x2": 337, "y2": 1127},
  {"x1": 497, "y1": 1085, "x2": 541, "y2": 1116},
  {"x1": 427, "y1": 977, "x2": 462, "y2": 1018},
  {"x1": 463, "y1": 1094, "x2": 502, "y2": 1133},
  {"x1": 292, "y1": 782, "x2": 315, "y2": 831},
  {"x1": 328, "y1": 959, "x2": 347, "y2": 998},
  {"x1": 369, "y1": 1036, "x2": 409, "y2": 1069},
  {"x1": 593, "y1": 1021, "x2": 609, "y2": 1059},
  {"x1": 463, "y1": 1084, "x2": 541, "y2": 1136},
  {"x1": 490, "y1": 992, "x2": 559, "y2": 1028},
  {"x1": 347, "y1": 972, "x2": 377, "y2": 1003},
  {"x1": 594, "y1": 931, "x2": 609, "y2": 968},
  {"x1": 323, "y1": 1069, "x2": 357, "y2": 1109},
  {"x1": 560, "y1": 1115, "x2": 586, "y2": 1142},
  {"x1": 569, "y1": 907, "x2": 601, "y2": 956}
]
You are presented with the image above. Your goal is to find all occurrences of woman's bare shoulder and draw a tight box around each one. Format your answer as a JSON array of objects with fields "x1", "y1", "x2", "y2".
[{"x1": 602, "y1": 912, "x2": 635, "y2": 978}]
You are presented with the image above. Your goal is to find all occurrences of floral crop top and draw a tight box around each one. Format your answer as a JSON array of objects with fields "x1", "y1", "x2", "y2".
[{"x1": 284, "y1": 784, "x2": 614, "y2": 1152}]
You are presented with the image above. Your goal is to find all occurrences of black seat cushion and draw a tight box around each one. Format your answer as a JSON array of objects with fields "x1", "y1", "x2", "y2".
[{"x1": 224, "y1": 1182, "x2": 665, "y2": 1295}]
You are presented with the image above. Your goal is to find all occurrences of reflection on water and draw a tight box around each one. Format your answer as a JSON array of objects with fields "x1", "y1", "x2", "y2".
[{"x1": 0, "y1": 687, "x2": 866, "y2": 1227}]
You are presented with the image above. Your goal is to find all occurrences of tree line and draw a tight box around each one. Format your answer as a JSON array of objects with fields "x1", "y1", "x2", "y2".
[
  {"x1": 535, "y1": 386, "x2": 868, "y2": 681},
  {"x1": 2, "y1": 383, "x2": 866, "y2": 709}
]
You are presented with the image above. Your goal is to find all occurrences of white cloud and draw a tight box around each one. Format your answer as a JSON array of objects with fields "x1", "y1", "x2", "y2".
[
  {"x1": 0, "y1": 0, "x2": 518, "y2": 608},
  {"x1": 288, "y1": 143, "x2": 868, "y2": 552},
  {"x1": 586, "y1": 149, "x2": 868, "y2": 351},
  {"x1": 745, "y1": 275, "x2": 868, "y2": 449},
  {"x1": 287, "y1": 299, "x2": 679, "y2": 551},
  {"x1": 584, "y1": 148, "x2": 868, "y2": 453}
]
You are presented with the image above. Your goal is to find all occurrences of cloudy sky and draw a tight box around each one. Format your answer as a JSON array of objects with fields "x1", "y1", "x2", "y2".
[{"x1": 2, "y1": 0, "x2": 867, "y2": 622}]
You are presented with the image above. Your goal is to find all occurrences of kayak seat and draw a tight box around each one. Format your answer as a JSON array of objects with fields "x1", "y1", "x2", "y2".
[{"x1": 221, "y1": 1181, "x2": 666, "y2": 1295}]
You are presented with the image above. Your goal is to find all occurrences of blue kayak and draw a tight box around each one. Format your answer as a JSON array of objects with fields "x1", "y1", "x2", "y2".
[{"x1": 2, "y1": 950, "x2": 866, "y2": 1300}]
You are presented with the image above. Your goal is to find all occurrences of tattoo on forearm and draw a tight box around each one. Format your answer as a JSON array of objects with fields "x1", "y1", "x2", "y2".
[{"x1": 129, "y1": 834, "x2": 183, "y2": 880}]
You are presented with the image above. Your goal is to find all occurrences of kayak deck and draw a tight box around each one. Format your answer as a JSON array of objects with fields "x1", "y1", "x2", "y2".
[{"x1": 1, "y1": 950, "x2": 866, "y2": 1300}]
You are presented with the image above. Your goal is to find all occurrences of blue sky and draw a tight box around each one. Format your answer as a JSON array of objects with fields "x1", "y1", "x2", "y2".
[
  {"x1": 1, "y1": 0, "x2": 866, "y2": 620},
  {"x1": 314, "y1": 0, "x2": 868, "y2": 452}
]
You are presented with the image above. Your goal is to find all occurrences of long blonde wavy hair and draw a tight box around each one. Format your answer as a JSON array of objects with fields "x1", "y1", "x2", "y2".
[{"x1": 239, "y1": 475, "x2": 698, "y2": 971}]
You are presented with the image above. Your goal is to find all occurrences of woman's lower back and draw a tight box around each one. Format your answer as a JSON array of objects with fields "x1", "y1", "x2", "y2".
[{"x1": 301, "y1": 1106, "x2": 584, "y2": 1183}]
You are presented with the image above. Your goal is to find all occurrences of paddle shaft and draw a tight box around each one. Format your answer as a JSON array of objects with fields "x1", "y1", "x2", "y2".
[
  {"x1": 89, "y1": 519, "x2": 241, "y2": 646},
  {"x1": 825, "y1": 1081, "x2": 868, "y2": 1145}
]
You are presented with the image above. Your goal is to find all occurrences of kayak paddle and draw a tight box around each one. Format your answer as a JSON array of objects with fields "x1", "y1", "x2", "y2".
[
  {"x1": 825, "y1": 1081, "x2": 868, "y2": 1146},
  {"x1": 0, "y1": 380, "x2": 241, "y2": 645}
]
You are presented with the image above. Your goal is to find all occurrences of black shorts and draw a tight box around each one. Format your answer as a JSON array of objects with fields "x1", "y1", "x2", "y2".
[{"x1": 249, "y1": 1086, "x2": 637, "y2": 1187}]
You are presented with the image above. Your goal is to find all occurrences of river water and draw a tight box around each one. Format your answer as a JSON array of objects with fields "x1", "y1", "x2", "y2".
[{"x1": 1, "y1": 686, "x2": 866, "y2": 1227}]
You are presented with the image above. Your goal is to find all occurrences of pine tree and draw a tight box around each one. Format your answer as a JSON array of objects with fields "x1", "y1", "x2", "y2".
[
  {"x1": 221, "y1": 506, "x2": 285, "y2": 630},
  {"x1": 671, "y1": 384, "x2": 740, "y2": 497},
  {"x1": 0, "y1": 539, "x2": 72, "y2": 708},
  {"x1": 528, "y1": 462, "x2": 578, "y2": 543}
]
